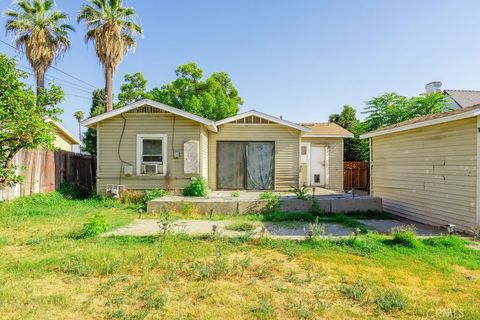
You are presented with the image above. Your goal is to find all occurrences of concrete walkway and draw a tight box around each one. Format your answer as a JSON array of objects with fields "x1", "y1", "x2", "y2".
[{"x1": 103, "y1": 217, "x2": 443, "y2": 238}]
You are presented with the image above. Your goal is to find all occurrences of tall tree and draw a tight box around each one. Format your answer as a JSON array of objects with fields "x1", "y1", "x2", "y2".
[
  {"x1": 73, "y1": 111, "x2": 85, "y2": 144},
  {"x1": 4, "y1": 0, "x2": 74, "y2": 96},
  {"x1": 149, "y1": 62, "x2": 243, "y2": 120},
  {"x1": 116, "y1": 72, "x2": 151, "y2": 107},
  {"x1": 0, "y1": 53, "x2": 63, "y2": 187},
  {"x1": 82, "y1": 89, "x2": 106, "y2": 155},
  {"x1": 329, "y1": 105, "x2": 367, "y2": 161},
  {"x1": 362, "y1": 92, "x2": 449, "y2": 133},
  {"x1": 78, "y1": 0, "x2": 142, "y2": 112}
]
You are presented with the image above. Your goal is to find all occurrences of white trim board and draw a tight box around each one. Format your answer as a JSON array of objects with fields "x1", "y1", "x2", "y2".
[
  {"x1": 215, "y1": 110, "x2": 311, "y2": 132},
  {"x1": 360, "y1": 108, "x2": 480, "y2": 139},
  {"x1": 82, "y1": 99, "x2": 218, "y2": 132}
]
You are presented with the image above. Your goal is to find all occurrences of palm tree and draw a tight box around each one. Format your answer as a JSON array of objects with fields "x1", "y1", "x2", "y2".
[
  {"x1": 78, "y1": 0, "x2": 142, "y2": 112},
  {"x1": 4, "y1": 0, "x2": 74, "y2": 96},
  {"x1": 74, "y1": 110, "x2": 85, "y2": 144}
]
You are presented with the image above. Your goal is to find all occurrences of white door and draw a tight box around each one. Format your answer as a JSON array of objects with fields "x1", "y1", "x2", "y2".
[{"x1": 310, "y1": 146, "x2": 326, "y2": 186}]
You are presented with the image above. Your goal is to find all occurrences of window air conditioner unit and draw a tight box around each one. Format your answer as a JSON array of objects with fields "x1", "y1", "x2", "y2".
[{"x1": 141, "y1": 163, "x2": 162, "y2": 175}]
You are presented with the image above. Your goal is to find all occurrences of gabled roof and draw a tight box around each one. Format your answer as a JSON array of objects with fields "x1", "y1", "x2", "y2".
[
  {"x1": 215, "y1": 110, "x2": 311, "y2": 132},
  {"x1": 81, "y1": 99, "x2": 218, "y2": 132},
  {"x1": 46, "y1": 119, "x2": 80, "y2": 145},
  {"x1": 444, "y1": 90, "x2": 480, "y2": 108},
  {"x1": 300, "y1": 122, "x2": 354, "y2": 138},
  {"x1": 360, "y1": 104, "x2": 480, "y2": 139}
]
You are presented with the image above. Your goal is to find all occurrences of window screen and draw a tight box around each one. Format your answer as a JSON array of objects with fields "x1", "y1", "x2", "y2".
[{"x1": 142, "y1": 139, "x2": 163, "y2": 162}]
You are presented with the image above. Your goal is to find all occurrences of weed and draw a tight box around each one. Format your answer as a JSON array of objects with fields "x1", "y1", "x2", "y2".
[
  {"x1": 311, "y1": 198, "x2": 323, "y2": 215},
  {"x1": 119, "y1": 189, "x2": 144, "y2": 204},
  {"x1": 391, "y1": 225, "x2": 419, "y2": 248},
  {"x1": 110, "y1": 309, "x2": 128, "y2": 319},
  {"x1": 77, "y1": 214, "x2": 108, "y2": 239},
  {"x1": 258, "y1": 191, "x2": 280, "y2": 212},
  {"x1": 333, "y1": 235, "x2": 381, "y2": 256},
  {"x1": 101, "y1": 259, "x2": 122, "y2": 275},
  {"x1": 329, "y1": 214, "x2": 368, "y2": 233},
  {"x1": 197, "y1": 287, "x2": 213, "y2": 300},
  {"x1": 289, "y1": 185, "x2": 311, "y2": 200},
  {"x1": 339, "y1": 279, "x2": 368, "y2": 301},
  {"x1": 60, "y1": 254, "x2": 93, "y2": 276},
  {"x1": 375, "y1": 288, "x2": 407, "y2": 313},
  {"x1": 183, "y1": 177, "x2": 208, "y2": 197},
  {"x1": 257, "y1": 259, "x2": 273, "y2": 279},
  {"x1": 225, "y1": 221, "x2": 256, "y2": 232},
  {"x1": 0, "y1": 236, "x2": 11, "y2": 248},
  {"x1": 305, "y1": 217, "x2": 325, "y2": 239},
  {"x1": 181, "y1": 202, "x2": 198, "y2": 215},
  {"x1": 230, "y1": 191, "x2": 240, "y2": 197},
  {"x1": 251, "y1": 298, "x2": 275, "y2": 319},
  {"x1": 144, "y1": 189, "x2": 168, "y2": 202}
]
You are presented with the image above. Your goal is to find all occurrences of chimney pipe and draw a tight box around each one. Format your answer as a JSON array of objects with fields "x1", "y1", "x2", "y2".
[{"x1": 425, "y1": 81, "x2": 443, "y2": 94}]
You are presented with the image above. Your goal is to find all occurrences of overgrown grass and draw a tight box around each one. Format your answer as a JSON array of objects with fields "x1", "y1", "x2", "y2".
[{"x1": 1, "y1": 193, "x2": 479, "y2": 319}]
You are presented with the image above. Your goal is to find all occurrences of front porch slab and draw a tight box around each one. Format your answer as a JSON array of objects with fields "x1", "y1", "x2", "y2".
[{"x1": 147, "y1": 190, "x2": 383, "y2": 215}]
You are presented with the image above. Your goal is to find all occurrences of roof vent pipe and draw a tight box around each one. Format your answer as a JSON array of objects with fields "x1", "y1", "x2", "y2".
[{"x1": 425, "y1": 81, "x2": 443, "y2": 94}]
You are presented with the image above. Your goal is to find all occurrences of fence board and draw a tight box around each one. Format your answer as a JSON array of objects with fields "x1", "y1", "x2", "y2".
[
  {"x1": 344, "y1": 161, "x2": 369, "y2": 191},
  {"x1": 0, "y1": 149, "x2": 96, "y2": 201}
]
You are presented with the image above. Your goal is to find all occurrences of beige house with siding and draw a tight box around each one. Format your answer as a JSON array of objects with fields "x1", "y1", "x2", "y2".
[
  {"x1": 361, "y1": 105, "x2": 480, "y2": 232},
  {"x1": 82, "y1": 100, "x2": 352, "y2": 194}
]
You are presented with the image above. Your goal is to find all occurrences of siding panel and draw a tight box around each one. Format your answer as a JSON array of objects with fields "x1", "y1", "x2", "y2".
[
  {"x1": 97, "y1": 112, "x2": 203, "y2": 193},
  {"x1": 371, "y1": 117, "x2": 477, "y2": 231}
]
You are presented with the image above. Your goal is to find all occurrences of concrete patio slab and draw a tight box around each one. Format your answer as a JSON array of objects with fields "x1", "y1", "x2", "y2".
[{"x1": 103, "y1": 219, "x2": 354, "y2": 238}]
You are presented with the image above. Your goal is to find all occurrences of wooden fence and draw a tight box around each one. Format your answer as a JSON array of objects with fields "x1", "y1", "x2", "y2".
[
  {"x1": 0, "y1": 150, "x2": 95, "y2": 201},
  {"x1": 344, "y1": 161, "x2": 369, "y2": 191}
]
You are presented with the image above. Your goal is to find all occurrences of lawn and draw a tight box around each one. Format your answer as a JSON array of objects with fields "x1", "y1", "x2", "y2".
[{"x1": 1, "y1": 193, "x2": 479, "y2": 319}]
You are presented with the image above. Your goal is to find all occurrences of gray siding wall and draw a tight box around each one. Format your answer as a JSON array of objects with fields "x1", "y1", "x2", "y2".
[
  {"x1": 97, "y1": 112, "x2": 204, "y2": 193},
  {"x1": 371, "y1": 117, "x2": 478, "y2": 231}
]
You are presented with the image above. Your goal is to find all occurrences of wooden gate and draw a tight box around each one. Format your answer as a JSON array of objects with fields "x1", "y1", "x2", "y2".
[
  {"x1": 54, "y1": 151, "x2": 96, "y2": 190},
  {"x1": 344, "y1": 161, "x2": 369, "y2": 191}
]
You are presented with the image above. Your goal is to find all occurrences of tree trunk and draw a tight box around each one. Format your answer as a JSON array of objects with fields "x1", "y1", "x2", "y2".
[
  {"x1": 36, "y1": 69, "x2": 45, "y2": 99},
  {"x1": 78, "y1": 121, "x2": 82, "y2": 144},
  {"x1": 105, "y1": 67, "x2": 114, "y2": 112}
]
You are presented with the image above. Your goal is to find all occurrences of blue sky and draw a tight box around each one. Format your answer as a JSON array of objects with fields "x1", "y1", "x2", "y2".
[{"x1": 2, "y1": 0, "x2": 480, "y2": 138}]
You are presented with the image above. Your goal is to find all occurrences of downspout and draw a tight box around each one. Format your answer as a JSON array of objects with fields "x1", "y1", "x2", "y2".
[{"x1": 369, "y1": 137, "x2": 373, "y2": 196}]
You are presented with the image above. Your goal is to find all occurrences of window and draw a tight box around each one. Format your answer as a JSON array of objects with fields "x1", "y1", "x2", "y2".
[
  {"x1": 136, "y1": 134, "x2": 167, "y2": 176},
  {"x1": 301, "y1": 146, "x2": 307, "y2": 155}
]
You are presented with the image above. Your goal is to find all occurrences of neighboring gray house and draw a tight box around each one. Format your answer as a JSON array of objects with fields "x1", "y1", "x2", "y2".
[{"x1": 425, "y1": 81, "x2": 480, "y2": 109}]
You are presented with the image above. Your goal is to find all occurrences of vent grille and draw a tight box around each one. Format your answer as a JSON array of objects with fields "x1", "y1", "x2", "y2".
[{"x1": 127, "y1": 106, "x2": 167, "y2": 113}]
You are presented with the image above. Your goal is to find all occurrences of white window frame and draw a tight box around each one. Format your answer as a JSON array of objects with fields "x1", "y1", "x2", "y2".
[{"x1": 136, "y1": 134, "x2": 167, "y2": 176}]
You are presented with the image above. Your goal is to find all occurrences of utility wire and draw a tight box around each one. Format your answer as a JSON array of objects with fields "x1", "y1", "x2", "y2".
[{"x1": 0, "y1": 39, "x2": 97, "y2": 89}]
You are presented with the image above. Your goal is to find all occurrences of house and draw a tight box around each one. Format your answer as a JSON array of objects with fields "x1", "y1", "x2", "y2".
[
  {"x1": 47, "y1": 120, "x2": 81, "y2": 152},
  {"x1": 82, "y1": 99, "x2": 353, "y2": 194},
  {"x1": 361, "y1": 105, "x2": 480, "y2": 232}
]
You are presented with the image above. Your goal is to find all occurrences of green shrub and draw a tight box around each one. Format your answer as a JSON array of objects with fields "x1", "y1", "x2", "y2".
[
  {"x1": 58, "y1": 183, "x2": 93, "y2": 200},
  {"x1": 375, "y1": 288, "x2": 407, "y2": 313},
  {"x1": 289, "y1": 185, "x2": 310, "y2": 200},
  {"x1": 183, "y1": 177, "x2": 208, "y2": 197},
  {"x1": 78, "y1": 214, "x2": 108, "y2": 238},
  {"x1": 226, "y1": 222, "x2": 256, "y2": 232},
  {"x1": 391, "y1": 225, "x2": 419, "y2": 248},
  {"x1": 258, "y1": 191, "x2": 280, "y2": 212}
]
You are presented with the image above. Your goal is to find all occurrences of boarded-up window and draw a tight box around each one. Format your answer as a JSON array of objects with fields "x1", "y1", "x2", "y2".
[{"x1": 184, "y1": 140, "x2": 199, "y2": 174}]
